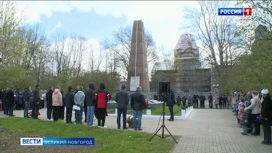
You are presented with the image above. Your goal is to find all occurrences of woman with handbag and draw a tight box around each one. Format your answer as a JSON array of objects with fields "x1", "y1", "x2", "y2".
[{"x1": 260, "y1": 89, "x2": 272, "y2": 145}]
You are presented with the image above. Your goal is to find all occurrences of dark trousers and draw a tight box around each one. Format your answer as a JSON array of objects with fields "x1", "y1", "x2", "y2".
[
  {"x1": 252, "y1": 114, "x2": 261, "y2": 134},
  {"x1": 223, "y1": 102, "x2": 227, "y2": 108},
  {"x1": 24, "y1": 101, "x2": 30, "y2": 117},
  {"x1": 209, "y1": 101, "x2": 213, "y2": 108},
  {"x1": 200, "y1": 101, "x2": 205, "y2": 108},
  {"x1": 117, "y1": 108, "x2": 127, "y2": 129},
  {"x1": 3, "y1": 102, "x2": 8, "y2": 115},
  {"x1": 8, "y1": 103, "x2": 14, "y2": 116},
  {"x1": 66, "y1": 107, "x2": 73, "y2": 123},
  {"x1": 75, "y1": 107, "x2": 83, "y2": 124},
  {"x1": 47, "y1": 106, "x2": 53, "y2": 119},
  {"x1": 32, "y1": 102, "x2": 39, "y2": 119},
  {"x1": 247, "y1": 113, "x2": 253, "y2": 132},
  {"x1": 194, "y1": 101, "x2": 198, "y2": 108},
  {"x1": 53, "y1": 106, "x2": 61, "y2": 121},
  {"x1": 60, "y1": 106, "x2": 64, "y2": 120},
  {"x1": 263, "y1": 123, "x2": 272, "y2": 143},
  {"x1": 168, "y1": 105, "x2": 174, "y2": 120},
  {"x1": 96, "y1": 108, "x2": 106, "y2": 126}
]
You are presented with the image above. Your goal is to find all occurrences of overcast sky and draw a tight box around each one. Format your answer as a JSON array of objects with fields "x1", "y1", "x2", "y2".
[{"x1": 17, "y1": 1, "x2": 201, "y2": 54}]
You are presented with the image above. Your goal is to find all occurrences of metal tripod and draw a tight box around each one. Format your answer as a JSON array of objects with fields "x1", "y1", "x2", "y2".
[{"x1": 149, "y1": 101, "x2": 178, "y2": 144}]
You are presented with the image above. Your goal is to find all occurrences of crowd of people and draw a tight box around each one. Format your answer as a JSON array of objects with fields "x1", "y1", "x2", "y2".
[
  {"x1": 0, "y1": 83, "x2": 148, "y2": 131},
  {"x1": 174, "y1": 92, "x2": 232, "y2": 109},
  {"x1": 233, "y1": 89, "x2": 272, "y2": 145},
  {"x1": 173, "y1": 89, "x2": 272, "y2": 145}
]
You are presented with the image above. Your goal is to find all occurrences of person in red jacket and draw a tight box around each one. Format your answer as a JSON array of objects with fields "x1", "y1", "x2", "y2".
[{"x1": 95, "y1": 83, "x2": 110, "y2": 128}]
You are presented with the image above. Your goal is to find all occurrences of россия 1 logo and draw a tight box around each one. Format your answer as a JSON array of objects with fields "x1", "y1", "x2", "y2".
[{"x1": 218, "y1": 8, "x2": 252, "y2": 16}]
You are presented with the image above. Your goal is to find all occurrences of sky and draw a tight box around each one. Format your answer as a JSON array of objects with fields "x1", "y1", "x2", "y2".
[{"x1": 17, "y1": 1, "x2": 200, "y2": 57}]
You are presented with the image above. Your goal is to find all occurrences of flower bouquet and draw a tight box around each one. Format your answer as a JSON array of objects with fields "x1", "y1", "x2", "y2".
[
  {"x1": 127, "y1": 115, "x2": 133, "y2": 128},
  {"x1": 28, "y1": 111, "x2": 41, "y2": 117}
]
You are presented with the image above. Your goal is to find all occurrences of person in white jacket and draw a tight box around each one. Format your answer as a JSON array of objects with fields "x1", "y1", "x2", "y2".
[{"x1": 245, "y1": 90, "x2": 261, "y2": 135}]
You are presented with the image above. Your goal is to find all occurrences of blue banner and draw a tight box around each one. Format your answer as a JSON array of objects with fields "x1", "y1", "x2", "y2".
[
  {"x1": 43, "y1": 138, "x2": 95, "y2": 146},
  {"x1": 218, "y1": 8, "x2": 243, "y2": 16}
]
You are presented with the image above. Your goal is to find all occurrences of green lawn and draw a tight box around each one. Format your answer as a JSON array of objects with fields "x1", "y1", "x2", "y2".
[{"x1": 0, "y1": 117, "x2": 177, "y2": 153}]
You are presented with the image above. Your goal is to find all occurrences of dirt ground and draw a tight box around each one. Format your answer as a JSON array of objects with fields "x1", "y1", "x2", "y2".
[{"x1": 0, "y1": 128, "x2": 96, "y2": 153}]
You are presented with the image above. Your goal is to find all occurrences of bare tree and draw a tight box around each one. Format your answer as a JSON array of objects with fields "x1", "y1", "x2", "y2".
[
  {"x1": 69, "y1": 35, "x2": 87, "y2": 77},
  {"x1": 184, "y1": 1, "x2": 243, "y2": 77},
  {"x1": 102, "y1": 25, "x2": 159, "y2": 81}
]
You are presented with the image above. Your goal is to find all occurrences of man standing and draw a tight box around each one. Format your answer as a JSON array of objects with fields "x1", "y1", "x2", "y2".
[
  {"x1": 74, "y1": 86, "x2": 85, "y2": 124},
  {"x1": 6, "y1": 88, "x2": 15, "y2": 116},
  {"x1": 260, "y1": 89, "x2": 272, "y2": 145},
  {"x1": 2, "y1": 88, "x2": 8, "y2": 115},
  {"x1": 223, "y1": 94, "x2": 227, "y2": 109},
  {"x1": 65, "y1": 86, "x2": 74, "y2": 123},
  {"x1": 181, "y1": 95, "x2": 187, "y2": 107},
  {"x1": 23, "y1": 87, "x2": 31, "y2": 118},
  {"x1": 130, "y1": 86, "x2": 145, "y2": 130},
  {"x1": 193, "y1": 94, "x2": 199, "y2": 108},
  {"x1": 200, "y1": 94, "x2": 206, "y2": 109},
  {"x1": 95, "y1": 83, "x2": 110, "y2": 128},
  {"x1": 167, "y1": 90, "x2": 176, "y2": 121},
  {"x1": 85, "y1": 83, "x2": 96, "y2": 126},
  {"x1": 46, "y1": 87, "x2": 53, "y2": 121},
  {"x1": 115, "y1": 85, "x2": 129, "y2": 130},
  {"x1": 32, "y1": 85, "x2": 40, "y2": 119},
  {"x1": 208, "y1": 93, "x2": 213, "y2": 109},
  {"x1": 0, "y1": 89, "x2": 3, "y2": 112}
]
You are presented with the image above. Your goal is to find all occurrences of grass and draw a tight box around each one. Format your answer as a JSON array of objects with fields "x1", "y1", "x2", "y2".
[
  {"x1": 108, "y1": 104, "x2": 183, "y2": 116},
  {"x1": 0, "y1": 117, "x2": 177, "y2": 153}
]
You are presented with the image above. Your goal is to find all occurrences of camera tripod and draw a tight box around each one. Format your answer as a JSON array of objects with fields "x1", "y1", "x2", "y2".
[{"x1": 149, "y1": 101, "x2": 178, "y2": 144}]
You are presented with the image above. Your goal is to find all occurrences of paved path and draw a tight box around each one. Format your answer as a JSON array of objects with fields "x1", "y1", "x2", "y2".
[{"x1": 1, "y1": 108, "x2": 272, "y2": 152}]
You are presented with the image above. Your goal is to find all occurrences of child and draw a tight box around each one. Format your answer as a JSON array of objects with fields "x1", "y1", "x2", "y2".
[
  {"x1": 241, "y1": 106, "x2": 250, "y2": 135},
  {"x1": 241, "y1": 100, "x2": 251, "y2": 135},
  {"x1": 237, "y1": 101, "x2": 245, "y2": 127}
]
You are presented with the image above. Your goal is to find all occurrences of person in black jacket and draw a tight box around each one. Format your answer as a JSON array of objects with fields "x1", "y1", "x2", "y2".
[
  {"x1": 6, "y1": 88, "x2": 15, "y2": 116},
  {"x1": 115, "y1": 84, "x2": 129, "y2": 129},
  {"x1": 2, "y1": 89, "x2": 8, "y2": 115},
  {"x1": 260, "y1": 89, "x2": 272, "y2": 145},
  {"x1": 219, "y1": 95, "x2": 223, "y2": 109},
  {"x1": 46, "y1": 87, "x2": 53, "y2": 121},
  {"x1": 167, "y1": 90, "x2": 176, "y2": 121},
  {"x1": 0, "y1": 89, "x2": 3, "y2": 112},
  {"x1": 23, "y1": 87, "x2": 31, "y2": 118},
  {"x1": 208, "y1": 93, "x2": 213, "y2": 108},
  {"x1": 32, "y1": 85, "x2": 40, "y2": 119},
  {"x1": 85, "y1": 83, "x2": 96, "y2": 126},
  {"x1": 130, "y1": 86, "x2": 145, "y2": 130},
  {"x1": 65, "y1": 86, "x2": 74, "y2": 123},
  {"x1": 222, "y1": 94, "x2": 227, "y2": 109}
]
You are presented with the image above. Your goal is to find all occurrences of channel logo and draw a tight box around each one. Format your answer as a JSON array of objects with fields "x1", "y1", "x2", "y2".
[
  {"x1": 20, "y1": 137, "x2": 95, "y2": 146},
  {"x1": 20, "y1": 138, "x2": 43, "y2": 146},
  {"x1": 218, "y1": 8, "x2": 252, "y2": 16}
]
